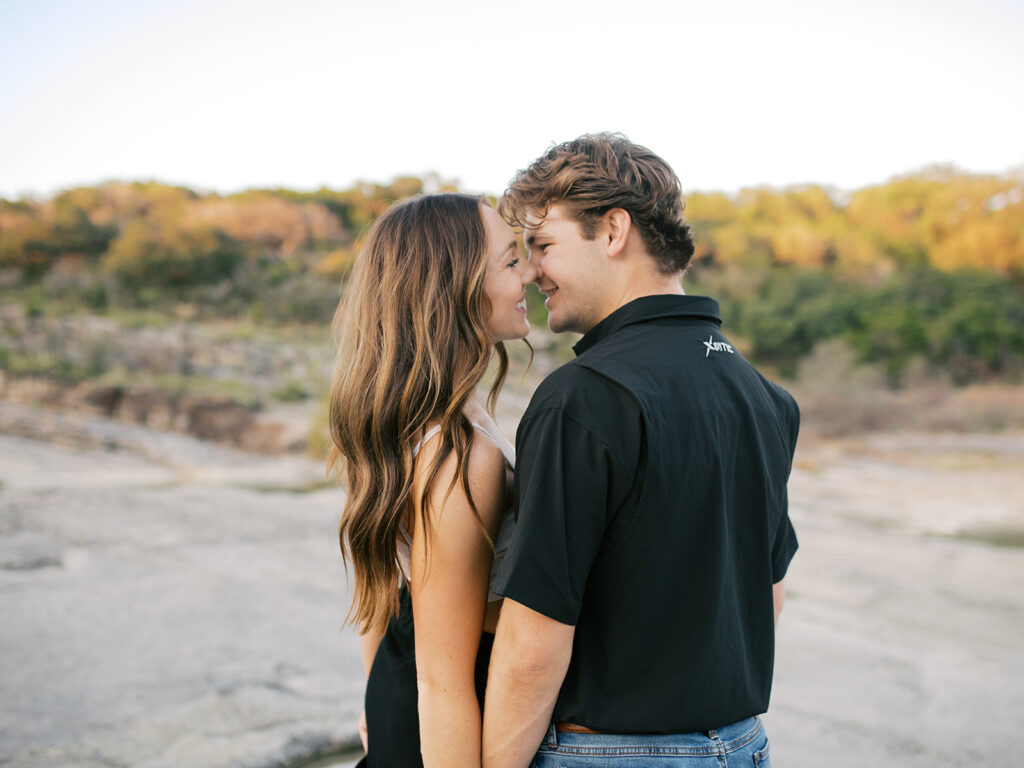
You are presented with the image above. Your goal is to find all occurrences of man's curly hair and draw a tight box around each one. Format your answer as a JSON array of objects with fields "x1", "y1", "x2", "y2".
[{"x1": 499, "y1": 133, "x2": 696, "y2": 275}]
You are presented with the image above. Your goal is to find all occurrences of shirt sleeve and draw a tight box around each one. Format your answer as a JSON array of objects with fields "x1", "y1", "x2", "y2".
[
  {"x1": 491, "y1": 405, "x2": 634, "y2": 625},
  {"x1": 771, "y1": 395, "x2": 800, "y2": 582},
  {"x1": 770, "y1": 487, "x2": 798, "y2": 582}
]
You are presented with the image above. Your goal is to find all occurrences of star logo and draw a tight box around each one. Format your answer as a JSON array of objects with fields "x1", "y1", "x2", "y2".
[{"x1": 703, "y1": 335, "x2": 735, "y2": 358}]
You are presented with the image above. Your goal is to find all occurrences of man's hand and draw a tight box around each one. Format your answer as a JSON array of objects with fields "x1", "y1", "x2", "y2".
[{"x1": 482, "y1": 599, "x2": 574, "y2": 768}]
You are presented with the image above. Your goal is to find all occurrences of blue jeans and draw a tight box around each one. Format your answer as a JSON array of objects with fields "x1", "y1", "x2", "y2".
[{"x1": 530, "y1": 716, "x2": 769, "y2": 767}]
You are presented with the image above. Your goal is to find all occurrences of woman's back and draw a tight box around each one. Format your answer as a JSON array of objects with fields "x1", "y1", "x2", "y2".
[{"x1": 361, "y1": 416, "x2": 514, "y2": 767}]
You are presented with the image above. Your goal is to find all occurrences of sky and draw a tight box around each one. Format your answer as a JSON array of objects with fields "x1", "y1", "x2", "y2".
[{"x1": 1, "y1": 0, "x2": 1022, "y2": 199}]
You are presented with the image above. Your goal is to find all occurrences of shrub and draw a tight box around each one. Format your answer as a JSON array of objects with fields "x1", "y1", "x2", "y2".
[{"x1": 103, "y1": 217, "x2": 243, "y2": 291}]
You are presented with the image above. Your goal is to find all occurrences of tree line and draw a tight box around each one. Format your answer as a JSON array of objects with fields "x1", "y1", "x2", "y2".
[{"x1": 1, "y1": 167, "x2": 1021, "y2": 384}]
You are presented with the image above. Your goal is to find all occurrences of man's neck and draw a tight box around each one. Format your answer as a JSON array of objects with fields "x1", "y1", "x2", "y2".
[{"x1": 603, "y1": 274, "x2": 685, "y2": 319}]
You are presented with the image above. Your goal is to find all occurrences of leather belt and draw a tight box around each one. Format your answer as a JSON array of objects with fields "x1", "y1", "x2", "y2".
[{"x1": 555, "y1": 722, "x2": 604, "y2": 734}]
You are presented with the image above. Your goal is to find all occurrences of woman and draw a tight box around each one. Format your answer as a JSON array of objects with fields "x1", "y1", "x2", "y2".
[{"x1": 328, "y1": 193, "x2": 536, "y2": 767}]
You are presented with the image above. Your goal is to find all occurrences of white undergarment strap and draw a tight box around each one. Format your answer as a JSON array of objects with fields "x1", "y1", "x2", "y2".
[
  {"x1": 471, "y1": 422, "x2": 515, "y2": 465},
  {"x1": 412, "y1": 421, "x2": 514, "y2": 465},
  {"x1": 412, "y1": 424, "x2": 443, "y2": 457}
]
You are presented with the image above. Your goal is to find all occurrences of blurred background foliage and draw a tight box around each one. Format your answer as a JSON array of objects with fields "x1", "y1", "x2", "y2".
[{"x1": 1, "y1": 167, "x2": 1022, "y2": 388}]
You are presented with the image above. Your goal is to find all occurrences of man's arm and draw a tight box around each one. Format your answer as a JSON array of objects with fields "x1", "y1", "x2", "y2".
[
  {"x1": 482, "y1": 599, "x2": 574, "y2": 768},
  {"x1": 773, "y1": 579, "x2": 786, "y2": 627},
  {"x1": 483, "y1": 373, "x2": 639, "y2": 768}
]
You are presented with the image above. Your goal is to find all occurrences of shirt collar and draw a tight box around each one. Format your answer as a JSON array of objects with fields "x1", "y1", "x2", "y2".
[{"x1": 573, "y1": 294, "x2": 722, "y2": 357}]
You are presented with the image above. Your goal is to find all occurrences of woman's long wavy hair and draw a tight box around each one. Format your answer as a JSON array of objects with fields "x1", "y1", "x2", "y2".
[{"x1": 329, "y1": 193, "x2": 509, "y2": 635}]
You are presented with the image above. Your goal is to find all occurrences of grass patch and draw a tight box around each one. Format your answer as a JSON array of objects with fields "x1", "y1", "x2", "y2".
[
  {"x1": 270, "y1": 380, "x2": 311, "y2": 403},
  {"x1": 951, "y1": 527, "x2": 1024, "y2": 549}
]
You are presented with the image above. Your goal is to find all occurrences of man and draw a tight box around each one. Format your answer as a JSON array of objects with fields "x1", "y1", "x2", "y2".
[{"x1": 483, "y1": 134, "x2": 799, "y2": 768}]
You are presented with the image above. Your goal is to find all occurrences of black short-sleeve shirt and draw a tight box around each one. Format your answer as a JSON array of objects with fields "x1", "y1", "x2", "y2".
[{"x1": 493, "y1": 294, "x2": 799, "y2": 734}]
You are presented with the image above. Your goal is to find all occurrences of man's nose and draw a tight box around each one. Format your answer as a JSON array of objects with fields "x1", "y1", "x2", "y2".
[{"x1": 523, "y1": 257, "x2": 541, "y2": 284}]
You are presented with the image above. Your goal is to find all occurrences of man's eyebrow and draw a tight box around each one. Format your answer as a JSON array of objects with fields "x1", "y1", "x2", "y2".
[{"x1": 524, "y1": 230, "x2": 542, "y2": 249}]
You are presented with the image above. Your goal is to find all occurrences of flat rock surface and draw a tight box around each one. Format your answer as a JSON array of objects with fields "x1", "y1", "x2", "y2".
[
  {"x1": 2, "y1": 403, "x2": 1023, "y2": 767},
  {"x1": 768, "y1": 434, "x2": 1024, "y2": 766},
  {"x1": 0, "y1": 404, "x2": 363, "y2": 768}
]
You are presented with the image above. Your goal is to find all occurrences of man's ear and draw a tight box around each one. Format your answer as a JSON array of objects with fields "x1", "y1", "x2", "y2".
[{"x1": 604, "y1": 208, "x2": 632, "y2": 259}]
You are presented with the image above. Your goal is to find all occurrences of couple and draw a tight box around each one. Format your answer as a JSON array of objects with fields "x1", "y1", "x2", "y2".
[{"x1": 329, "y1": 134, "x2": 799, "y2": 768}]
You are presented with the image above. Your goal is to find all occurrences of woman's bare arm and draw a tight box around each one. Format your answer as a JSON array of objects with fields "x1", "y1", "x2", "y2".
[
  {"x1": 358, "y1": 626, "x2": 385, "y2": 752},
  {"x1": 361, "y1": 626, "x2": 385, "y2": 679},
  {"x1": 773, "y1": 579, "x2": 786, "y2": 627},
  {"x1": 410, "y1": 435, "x2": 506, "y2": 768}
]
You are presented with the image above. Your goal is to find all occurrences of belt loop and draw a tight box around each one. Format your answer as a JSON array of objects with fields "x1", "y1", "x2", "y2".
[{"x1": 545, "y1": 723, "x2": 558, "y2": 747}]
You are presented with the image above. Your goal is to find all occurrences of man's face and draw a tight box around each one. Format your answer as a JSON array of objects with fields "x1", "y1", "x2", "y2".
[{"x1": 525, "y1": 203, "x2": 607, "y2": 334}]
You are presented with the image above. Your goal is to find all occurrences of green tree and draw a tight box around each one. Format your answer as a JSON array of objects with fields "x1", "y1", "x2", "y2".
[{"x1": 103, "y1": 214, "x2": 242, "y2": 291}]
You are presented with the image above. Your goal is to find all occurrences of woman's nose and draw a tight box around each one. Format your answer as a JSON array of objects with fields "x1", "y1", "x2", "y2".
[{"x1": 523, "y1": 258, "x2": 541, "y2": 284}]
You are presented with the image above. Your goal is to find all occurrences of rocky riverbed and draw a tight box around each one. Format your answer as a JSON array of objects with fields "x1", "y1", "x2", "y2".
[{"x1": 1, "y1": 401, "x2": 1022, "y2": 767}]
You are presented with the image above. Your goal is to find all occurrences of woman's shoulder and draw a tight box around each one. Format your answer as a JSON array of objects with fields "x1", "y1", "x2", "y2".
[
  {"x1": 409, "y1": 424, "x2": 507, "y2": 542},
  {"x1": 412, "y1": 420, "x2": 507, "y2": 497},
  {"x1": 462, "y1": 403, "x2": 515, "y2": 465},
  {"x1": 414, "y1": 404, "x2": 512, "y2": 467}
]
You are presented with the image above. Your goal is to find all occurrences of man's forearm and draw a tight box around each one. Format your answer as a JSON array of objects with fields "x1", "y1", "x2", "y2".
[
  {"x1": 482, "y1": 657, "x2": 561, "y2": 768},
  {"x1": 482, "y1": 602, "x2": 574, "y2": 768}
]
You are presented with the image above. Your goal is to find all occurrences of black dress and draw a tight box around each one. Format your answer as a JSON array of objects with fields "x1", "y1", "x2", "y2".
[{"x1": 358, "y1": 585, "x2": 495, "y2": 767}]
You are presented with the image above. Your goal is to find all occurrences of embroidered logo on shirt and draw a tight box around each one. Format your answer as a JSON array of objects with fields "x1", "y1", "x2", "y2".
[{"x1": 703, "y1": 335, "x2": 735, "y2": 358}]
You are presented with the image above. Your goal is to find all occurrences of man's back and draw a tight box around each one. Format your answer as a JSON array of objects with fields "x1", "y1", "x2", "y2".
[{"x1": 496, "y1": 295, "x2": 799, "y2": 733}]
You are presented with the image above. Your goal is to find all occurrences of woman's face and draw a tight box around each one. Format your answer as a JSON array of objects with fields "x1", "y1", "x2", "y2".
[{"x1": 481, "y1": 205, "x2": 537, "y2": 342}]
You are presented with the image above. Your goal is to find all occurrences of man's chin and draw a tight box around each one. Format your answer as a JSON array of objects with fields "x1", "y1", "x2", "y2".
[{"x1": 547, "y1": 314, "x2": 574, "y2": 334}]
